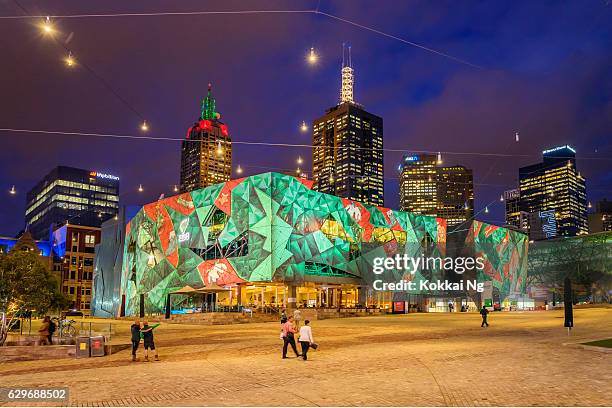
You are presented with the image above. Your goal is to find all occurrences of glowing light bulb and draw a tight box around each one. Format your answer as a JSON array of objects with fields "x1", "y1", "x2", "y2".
[
  {"x1": 140, "y1": 120, "x2": 149, "y2": 132},
  {"x1": 297, "y1": 156, "x2": 303, "y2": 165},
  {"x1": 42, "y1": 16, "x2": 53, "y2": 35},
  {"x1": 515, "y1": 132, "x2": 519, "y2": 142},
  {"x1": 173, "y1": 185, "x2": 178, "y2": 192},
  {"x1": 500, "y1": 194, "x2": 504, "y2": 202},
  {"x1": 9, "y1": 185, "x2": 16, "y2": 195},
  {"x1": 65, "y1": 52, "x2": 75, "y2": 67},
  {"x1": 300, "y1": 121, "x2": 308, "y2": 132},
  {"x1": 437, "y1": 152, "x2": 442, "y2": 165},
  {"x1": 98, "y1": 212, "x2": 102, "y2": 218},
  {"x1": 296, "y1": 167, "x2": 301, "y2": 174},
  {"x1": 138, "y1": 184, "x2": 144, "y2": 192},
  {"x1": 464, "y1": 202, "x2": 469, "y2": 210},
  {"x1": 307, "y1": 47, "x2": 318, "y2": 65},
  {"x1": 236, "y1": 165, "x2": 243, "y2": 175},
  {"x1": 216, "y1": 141, "x2": 223, "y2": 156},
  {"x1": 114, "y1": 214, "x2": 118, "y2": 221},
  {"x1": 588, "y1": 202, "x2": 592, "y2": 209},
  {"x1": 484, "y1": 206, "x2": 489, "y2": 214}
]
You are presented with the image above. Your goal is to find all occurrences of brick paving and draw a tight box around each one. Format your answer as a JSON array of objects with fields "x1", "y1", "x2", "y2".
[{"x1": 1, "y1": 307, "x2": 611, "y2": 406}]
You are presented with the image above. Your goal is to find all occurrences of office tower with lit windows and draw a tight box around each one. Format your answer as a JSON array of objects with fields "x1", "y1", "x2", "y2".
[
  {"x1": 398, "y1": 155, "x2": 474, "y2": 227},
  {"x1": 312, "y1": 47, "x2": 384, "y2": 206},
  {"x1": 437, "y1": 166, "x2": 474, "y2": 228},
  {"x1": 25, "y1": 166, "x2": 120, "y2": 240},
  {"x1": 588, "y1": 199, "x2": 612, "y2": 233},
  {"x1": 52, "y1": 223, "x2": 101, "y2": 313},
  {"x1": 503, "y1": 189, "x2": 529, "y2": 232},
  {"x1": 398, "y1": 154, "x2": 438, "y2": 215},
  {"x1": 519, "y1": 145, "x2": 587, "y2": 238},
  {"x1": 180, "y1": 83, "x2": 232, "y2": 193}
]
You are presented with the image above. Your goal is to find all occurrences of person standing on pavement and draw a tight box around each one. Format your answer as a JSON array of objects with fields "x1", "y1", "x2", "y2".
[
  {"x1": 280, "y1": 308, "x2": 287, "y2": 324},
  {"x1": 480, "y1": 306, "x2": 490, "y2": 327},
  {"x1": 281, "y1": 316, "x2": 300, "y2": 359},
  {"x1": 298, "y1": 320, "x2": 314, "y2": 361},
  {"x1": 37, "y1": 316, "x2": 50, "y2": 346},
  {"x1": 140, "y1": 321, "x2": 160, "y2": 362},
  {"x1": 130, "y1": 319, "x2": 142, "y2": 361},
  {"x1": 47, "y1": 316, "x2": 56, "y2": 344},
  {"x1": 293, "y1": 308, "x2": 302, "y2": 331}
]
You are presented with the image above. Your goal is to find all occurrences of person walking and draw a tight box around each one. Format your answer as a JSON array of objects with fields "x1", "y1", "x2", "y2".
[
  {"x1": 47, "y1": 316, "x2": 56, "y2": 344},
  {"x1": 130, "y1": 319, "x2": 142, "y2": 361},
  {"x1": 280, "y1": 308, "x2": 287, "y2": 324},
  {"x1": 37, "y1": 316, "x2": 50, "y2": 346},
  {"x1": 293, "y1": 308, "x2": 302, "y2": 331},
  {"x1": 281, "y1": 316, "x2": 300, "y2": 359},
  {"x1": 140, "y1": 321, "x2": 160, "y2": 361},
  {"x1": 480, "y1": 306, "x2": 490, "y2": 327},
  {"x1": 298, "y1": 320, "x2": 314, "y2": 361}
]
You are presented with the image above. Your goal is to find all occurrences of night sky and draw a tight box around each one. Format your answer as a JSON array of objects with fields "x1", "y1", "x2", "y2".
[{"x1": 1, "y1": 0, "x2": 610, "y2": 236}]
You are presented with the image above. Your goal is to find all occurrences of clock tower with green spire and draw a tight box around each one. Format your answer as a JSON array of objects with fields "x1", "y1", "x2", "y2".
[{"x1": 180, "y1": 82, "x2": 232, "y2": 193}]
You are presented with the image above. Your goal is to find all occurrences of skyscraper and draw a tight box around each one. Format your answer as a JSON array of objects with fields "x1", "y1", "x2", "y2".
[
  {"x1": 25, "y1": 166, "x2": 119, "y2": 240},
  {"x1": 399, "y1": 154, "x2": 438, "y2": 215},
  {"x1": 180, "y1": 83, "x2": 232, "y2": 193},
  {"x1": 312, "y1": 46, "x2": 384, "y2": 206},
  {"x1": 519, "y1": 145, "x2": 587, "y2": 238},
  {"x1": 437, "y1": 166, "x2": 474, "y2": 228},
  {"x1": 503, "y1": 189, "x2": 529, "y2": 232},
  {"x1": 398, "y1": 155, "x2": 474, "y2": 228}
]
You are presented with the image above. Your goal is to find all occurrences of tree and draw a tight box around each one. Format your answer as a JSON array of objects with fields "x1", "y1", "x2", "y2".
[{"x1": 0, "y1": 250, "x2": 66, "y2": 345}]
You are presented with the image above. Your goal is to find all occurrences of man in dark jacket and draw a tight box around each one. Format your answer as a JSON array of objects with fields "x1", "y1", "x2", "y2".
[
  {"x1": 480, "y1": 306, "x2": 490, "y2": 327},
  {"x1": 130, "y1": 319, "x2": 142, "y2": 361}
]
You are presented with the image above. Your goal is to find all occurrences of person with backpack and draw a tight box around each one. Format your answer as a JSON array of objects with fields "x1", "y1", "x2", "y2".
[{"x1": 281, "y1": 316, "x2": 300, "y2": 359}]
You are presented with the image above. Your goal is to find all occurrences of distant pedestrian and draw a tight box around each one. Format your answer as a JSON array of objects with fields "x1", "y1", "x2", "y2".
[
  {"x1": 140, "y1": 321, "x2": 160, "y2": 361},
  {"x1": 480, "y1": 306, "x2": 489, "y2": 327},
  {"x1": 293, "y1": 309, "x2": 302, "y2": 330},
  {"x1": 130, "y1": 319, "x2": 142, "y2": 361},
  {"x1": 47, "y1": 316, "x2": 56, "y2": 344},
  {"x1": 37, "y1": 316, "x2": 50, "y2": 346},
  {"x1": 298, "y1": 320, "x2": 314, "y2": 361},
  {"x1": 281, "y1": 316, "x2": 300, "y2": 359},
  {"x1": 280, "y1": 308, "x2": 287, "y2": 324},
  {"x1": 448, "y1": 302, "x2": 454, "y2": 313}
]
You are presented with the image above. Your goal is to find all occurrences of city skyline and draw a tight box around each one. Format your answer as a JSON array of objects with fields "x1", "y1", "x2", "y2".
[{"x1": 1, "y1": 0, "x2": 610, "y2": 235}]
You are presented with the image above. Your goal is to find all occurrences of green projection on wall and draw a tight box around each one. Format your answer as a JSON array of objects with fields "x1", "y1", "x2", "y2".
[{"x1": 120, "y1": 172, "x2": 448, "y2": 314}]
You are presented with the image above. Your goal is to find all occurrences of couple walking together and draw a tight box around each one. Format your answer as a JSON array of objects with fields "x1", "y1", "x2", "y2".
[{"x1": 280, "y1": 311, "x2": 316, "y2": 360}]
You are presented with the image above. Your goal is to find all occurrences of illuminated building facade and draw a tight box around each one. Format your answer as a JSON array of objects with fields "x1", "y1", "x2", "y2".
[
  {"x1": 519, "y1": 145, "x2": 587, "y2": 238},
  {"x1": 25, "y1": 166, "x2": 120, "y2": 240},
  {"x1": 588, "y1": 199, "x2": 612, "y2": 233},
  {"x1": 107, "y1": 172, "x2": 528, "y2": 316},
  {"x1": 312, "y1": 50, "x2": 384, "y2": 206},
  {"x1": 52, "y1": 223, "x2": 101, "y2": 313},
  {"x1": 180, "y1": 83, "x2": 232, "y2": 193},
  {"x1": 399, "y1": 156, "x2": 473, "y2": 228},
  {"x1": 399, "y1": 154, "x2": 438, "y2": 215},
  {"x1": 436, "y1": 166, "x2": 474, "y2": 228}
]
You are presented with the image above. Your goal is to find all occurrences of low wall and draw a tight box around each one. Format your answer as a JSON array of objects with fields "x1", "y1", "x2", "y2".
[
  {"x1": 167, "y1": 312, "x2": 278, "y2": 325},
  {"x1": 0, "y1": 345, "x2": 75, "y2": 362}
]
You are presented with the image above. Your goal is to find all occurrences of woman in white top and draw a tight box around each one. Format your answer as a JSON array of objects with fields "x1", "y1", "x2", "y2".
[{"x1": 298, "y1": 320, "x2": 314, "y2": 361}]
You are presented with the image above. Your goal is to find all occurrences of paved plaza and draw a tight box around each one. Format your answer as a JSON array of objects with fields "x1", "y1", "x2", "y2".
[{"x1": 1, "y1": 307, "x2": 611, "y2": 407}]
